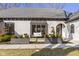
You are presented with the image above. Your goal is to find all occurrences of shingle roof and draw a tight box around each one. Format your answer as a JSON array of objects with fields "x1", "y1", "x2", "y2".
[
  {"x1": 0, "y1": 7, "x2": 66, "y2": 18},
  {"x1": 69, "y1": 13, "x2": 79, "y2": 20},
  {"x1": 67, "y1": 12, "x2": 79, "y2": 22}
]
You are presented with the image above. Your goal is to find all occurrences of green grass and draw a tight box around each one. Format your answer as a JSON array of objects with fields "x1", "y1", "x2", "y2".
[{"x1": 0, "y1": 48, "x2": 79, "y2": 56}]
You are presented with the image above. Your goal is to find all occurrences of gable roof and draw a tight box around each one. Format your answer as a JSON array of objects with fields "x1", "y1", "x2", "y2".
[{"x1": 0, "y1": 7, "x2": 66, "y2": 18}]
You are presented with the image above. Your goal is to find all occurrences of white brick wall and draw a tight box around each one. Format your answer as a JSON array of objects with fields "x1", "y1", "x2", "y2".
[
  {"x1": 67, "y1": 20, "x2": 79, "y2": 40},
  {"x1": 4, "y1": 20, "x2": 66, "y2": 38},
  {"x1": 4, "y1": 20, "x2": 31, "y2": 36}
]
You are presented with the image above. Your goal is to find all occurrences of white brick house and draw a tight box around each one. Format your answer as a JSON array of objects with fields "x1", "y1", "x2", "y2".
[{"x1": 0, "y1": 7, "x2": 78, "y2": 41}]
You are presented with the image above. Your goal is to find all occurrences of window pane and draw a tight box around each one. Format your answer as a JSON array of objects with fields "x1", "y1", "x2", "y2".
[
  {"x1": 37, "y1": 25, "x2": 40, "y2": 32},
  {"x1": 5, "y1": 23, "x2": 14, "y2": 35},
  {"x1": 41, "y1": 25, "x2": 45, "y2": 36},
  {"x1": 32, "y1": 25, "x2": 36, "y2": 34},
  {"x1": 71, "y1": 24, "x2": 74, "y2": 33}
]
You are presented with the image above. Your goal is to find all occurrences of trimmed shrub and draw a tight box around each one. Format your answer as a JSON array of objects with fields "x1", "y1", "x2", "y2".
[
  {"x1": 2, "y1": 35, "x2": 11, "y2": 41},
  {"x1": 55, "y1": 34, "x2": 62, "y2": 39},
  {"x1": 0, "y1": 35, "x2": 11, "y2": 42},
  {"x1": 0, "y1": 36, "x2": 3, "y2": 41},
  {"x1": 49, "y1": 34, "x2": 62, "y2": 39}
]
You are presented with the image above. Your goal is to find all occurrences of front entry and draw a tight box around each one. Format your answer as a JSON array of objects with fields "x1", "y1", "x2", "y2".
[
  {"x1": 56, "y1": 24, "x2": 65, "y2": 36},
  {"x1": 31, "y1": 21, "x2": 48, "y2": 37},
  {"x1": 56, "y1": 24, "x2": 62, "y2": 36}
]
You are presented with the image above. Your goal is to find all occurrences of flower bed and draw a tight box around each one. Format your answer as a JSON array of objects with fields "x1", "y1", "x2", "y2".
[{"x1": 46, "y1": 34, "x2": 62, "y2": 44}]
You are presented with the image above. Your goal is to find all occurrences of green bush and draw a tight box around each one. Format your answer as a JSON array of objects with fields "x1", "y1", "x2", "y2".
[
  {"x1": 11, "y1": 35, "x2": 17, "y2": 38},
  {"x1": 55, "y1": 34, "x2": 59, "y2": 38},
  {"x1": 55, "y1": 34, "x2": 62, "y2": 39},
  {"x1": 19, "y1": 35, "x2": 23, "y2": 38},
  {"x1": 50, "y1": 34, "x2": 55, "y2": 38},
  {"x1": 58, "y1": 35, "x2": 62, "y2": 39},
  {"x1": 19, "y1": 34, "x2": 29, "y2": 38},
  {"x1": 24, "y1": 34, "x2": 29, "y2": 38},
  {"x1": 0, "y1": 36, "x2": 3, "y2": 41},
  {"x1": 0, "y1": 35, "x2": 11, "y2": 42},
  {"x1": 47, "y1": 34, "x2": 62, "y2": 39},
  {"x1": 2, "y1": 35, "x2": 11, "y2": 41}
]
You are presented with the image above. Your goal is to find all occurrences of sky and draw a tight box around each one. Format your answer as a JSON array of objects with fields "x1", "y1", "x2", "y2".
[
  {"x1": 25, "y1": 3, "x2": 79, "y2": 12},
  {"x1": 63, "y1": 3, "x2": 79, "y2": 12},
  {"x1": 0, "y1": 3, "x2": 79, "y2": 13}
]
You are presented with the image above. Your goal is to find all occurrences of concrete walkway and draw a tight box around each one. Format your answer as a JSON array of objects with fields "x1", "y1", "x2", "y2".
[{"x1": 0, "y1": 43, "x2": 79, "y2": 49}]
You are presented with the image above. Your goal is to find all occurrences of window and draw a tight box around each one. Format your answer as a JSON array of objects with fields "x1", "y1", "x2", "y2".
[
  {"x1": 5, "y1": 22, "x2": 14, "y2": 35},
  {"x1": 31, "y1": 21, "x2": 47, "y2": 37},
  {"x1": 71, "y1": 24, "x2": 74, "y2": 33},
  {"x1": 31, "y1": 24, "x2": 46, "y2": 37}
]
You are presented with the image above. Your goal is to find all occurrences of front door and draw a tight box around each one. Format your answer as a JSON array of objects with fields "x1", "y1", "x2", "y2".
[{"x1": 56, "y1": 24, "x2": 62, "y2": 36}]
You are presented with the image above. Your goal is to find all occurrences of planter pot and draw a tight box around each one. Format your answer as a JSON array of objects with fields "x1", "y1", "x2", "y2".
[
  {"x1": 57, "y1": 38, "x2": 62, "y2": 43},
  {"x1": 10, "y1": 38, "x2": 30, "y2": 44},
  {"x1": 48, "y1": 38, "x2": 58, "y2": 43}
]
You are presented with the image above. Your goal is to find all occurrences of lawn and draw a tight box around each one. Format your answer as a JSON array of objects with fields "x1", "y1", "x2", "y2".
[{"x1": 0, "y1": 48, "x2": 79, "y2": 56}]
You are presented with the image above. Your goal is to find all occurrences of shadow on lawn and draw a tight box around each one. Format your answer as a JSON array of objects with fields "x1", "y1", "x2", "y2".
[{"x1": 31, "y1": 44, "x2": 79, "y2": 56}]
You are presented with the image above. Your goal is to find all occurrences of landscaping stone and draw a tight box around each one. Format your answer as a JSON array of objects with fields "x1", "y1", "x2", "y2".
[
  {"x1": 30, "y1": 38, "x2": 37, "y2": 43},
  {"x1": 48, "y1": 38, "x2": 58, "y2": 43},
  {"x1": 30, "y1": 38, "x2": 46, "y2": 43},
  {"x1": 37, "y1": 38, "x2": 45, "y2": 42}
]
